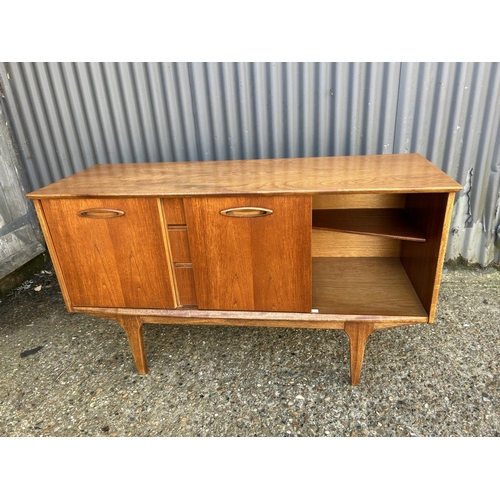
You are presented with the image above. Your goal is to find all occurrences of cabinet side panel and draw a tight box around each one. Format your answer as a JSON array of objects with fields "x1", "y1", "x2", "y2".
[
  {"x1": 41, "y1": 198, "x2": 176, "y2": 309},
  {"x1": 184, "y1": 196, "x2": 312, "y2": 312},
  {"x1": 400, "y1": 192, "x2": 455, "y2": 322},
  {"x1": 32, "y1": 200, "x2": 74, "y2": 312}
]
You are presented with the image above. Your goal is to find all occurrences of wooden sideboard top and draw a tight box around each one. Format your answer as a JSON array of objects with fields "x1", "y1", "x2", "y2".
[{"x1": 27, "y1": 153, "x2": 462, "y2": 199}]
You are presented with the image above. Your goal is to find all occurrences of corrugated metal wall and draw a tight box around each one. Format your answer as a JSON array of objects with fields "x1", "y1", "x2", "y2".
[
  {"x1": 0, "y1": 100, "x2": 44, "y2": 280},
  {"x1": 394, "y1": 63, "x2": 500, "y2": 265},
  {"x1": 0, "y1": 62, "x2": 499, "y2": 265}
]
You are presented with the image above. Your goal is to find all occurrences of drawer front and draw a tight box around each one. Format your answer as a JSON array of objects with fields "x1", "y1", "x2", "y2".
[
  {"x1": 168, "y1": 228, "x2": 191, "y2": 263},
  {"x1": 41, "y1": 198, "x2": 176, "y2": 309},
  {"x1": 173, "y1": 266, "x2": 197, "y2": 306},
  {"x1": 183, "y1": 195, "x2": 312, "y2": 312}
]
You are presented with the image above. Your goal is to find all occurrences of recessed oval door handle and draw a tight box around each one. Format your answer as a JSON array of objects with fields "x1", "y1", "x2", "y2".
[
  {"x1": 220, "y1": 207, "x2": 273, "y2": 218},
  {"x1": 77, "y1": 208, "x2": 125, "y2": 219}
]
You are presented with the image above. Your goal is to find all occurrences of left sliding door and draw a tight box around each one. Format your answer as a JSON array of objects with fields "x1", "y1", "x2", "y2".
[{"x1": 39, "y1": 198, "x2": 176, "y2": 309}]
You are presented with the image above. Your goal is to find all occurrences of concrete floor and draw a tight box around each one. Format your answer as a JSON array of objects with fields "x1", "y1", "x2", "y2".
[{"x1": 0, "y1": 262, "x2": 498, "y2": 437}]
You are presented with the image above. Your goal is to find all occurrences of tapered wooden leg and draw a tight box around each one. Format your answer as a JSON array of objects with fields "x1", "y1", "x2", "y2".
[
  {"x1": 344, "y1": 322, "x2": 374, "y2": 386},
  {"x1": 117, "y1": 316, "x2": 148, "y2": 374}
]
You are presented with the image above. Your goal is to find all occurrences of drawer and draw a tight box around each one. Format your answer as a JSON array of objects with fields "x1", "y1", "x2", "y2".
[
  {"x1": 168, "y1": 227, "x2": 191, "y2": 263},
  {"x1": 174, "y1": 265, "x2": 197, "y2": 306},
  {"x1": 163, "y1": 198, "x2": 186, "y2": 225}
]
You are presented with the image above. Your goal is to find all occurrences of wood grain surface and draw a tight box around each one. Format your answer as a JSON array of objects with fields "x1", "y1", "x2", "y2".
[
  {"x1": 76, "y1": 306, "x2": 427, "y2": 329},
  {"x1": 184, "y1": 195, "x2": 312, "y2": 312},
  {"x1": 168, "y1": 228, "x2": 191, "y2": 263},
  {"x1": 312, "y1": 230, "x2": 401, "y2": 258},
  {"x1": 312, "y1": 193, "x2": 406, "y2": 209},
  {"x1": 174, "y1": 267, "x2": 197, "y2": 306},
  {"x1": 117, "y1": 316, "x2": 148, "y2": 374},
  {"x1": 41, "y1": 198, "x2": 176, "y2": 309},
  {"x1": 32, "y1": 199, "x2": 74, "y2": 311},
  {"x1": 344, "y1": 322, "x2": 374, "y2": 385},
  {"x1": 163, "y1": 198, "x2": 186, "y2": 224},
  {"x1": 312, "y1": 257, "x2": 427, "y2": 317},
  {"x1": 312, "y1": 208, "x2": 426, "y2": 242},
  {"x1": 400, "y1": 192, "x2": 455, "y2": 322},
  {"x1": 27, "y1": 154, "x2": 462, "y2": 198}
]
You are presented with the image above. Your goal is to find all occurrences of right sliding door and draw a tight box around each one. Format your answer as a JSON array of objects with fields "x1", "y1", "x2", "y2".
[{"x1": 184, "y1": 195, "x2": 312, "y2": 313}]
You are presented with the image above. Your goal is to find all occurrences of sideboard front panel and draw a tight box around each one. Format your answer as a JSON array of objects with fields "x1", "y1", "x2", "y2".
[
  {"x1": 184, "y1": 195, "x2": 312, "y2": 312},
  {"x1": 41, "y1": 198, "x2": 176, "y2": 309}
]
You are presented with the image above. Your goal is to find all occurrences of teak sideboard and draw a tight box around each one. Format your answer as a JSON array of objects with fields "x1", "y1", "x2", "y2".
[{"x1": 27, "y1": 154, "x2": 462, "y2": 385}]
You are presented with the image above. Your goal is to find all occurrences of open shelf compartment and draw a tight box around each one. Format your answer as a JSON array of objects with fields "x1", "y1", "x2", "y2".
[
  {"x1": 312, "y1": 208, "x2": 426, "y2": 242},
  {"x1": 312, "y1": 257, "x2": 428, "y2": 318},
  {"x1": 310, "y1": 191, "x2": 456, "y2": 323}
]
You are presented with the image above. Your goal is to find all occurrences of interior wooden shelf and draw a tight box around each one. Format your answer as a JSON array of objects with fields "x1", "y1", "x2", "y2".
[
  {"x1": 312, "y1": 257, "x2": 428, "y2": 318},
  {"x1": 312, "y1": 208, "x2": 426, "y2": 242}
]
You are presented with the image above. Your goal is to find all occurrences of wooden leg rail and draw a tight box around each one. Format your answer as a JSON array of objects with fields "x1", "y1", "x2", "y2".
[{"x1": 115, "y1": 316, "x2": 379, "y2": 385}]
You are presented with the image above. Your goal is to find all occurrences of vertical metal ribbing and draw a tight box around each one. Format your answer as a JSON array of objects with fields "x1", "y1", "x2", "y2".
[
  {"x1": 1, "y1": 63, "x2": 45, "y2": 189},
  {"x1": 251, "y1": 62, "x2": 269, "y2": 160},
  {"x1": 60, "y1": 63, "x2": 98, "y2": 169},
  {"x1": 188, "y1": 62, "x2": 215, "y2": 161},
  {"x1": 284, "y1": 62, "x2": 299, "y2": 158},
  {"x1": 220, "y1": 62, "x2": 242, "y2": 160},
  {"x1": 73, "y1": 62, "x2": 107, "y2": 165},
  {"x1": 42, "y1": 62, "x2": 83, "y2": 177},
  {"x1": 163, "y1": 63, "x2": 195, "y2": 162},
  {"x1": 118, "y1": 62, "x2": 148, "y2": 163},
  {"x1": 235, "y1": 62, "x2": 256, "y2": 160},
  {"x1": 267, "y1": 62, "x2": 284, "y2": 159},
  {"x1": 1, "y1": 61, "x2": 499, "y2": 264}
]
